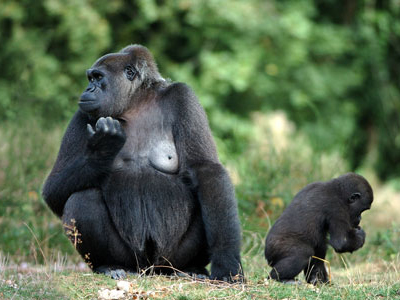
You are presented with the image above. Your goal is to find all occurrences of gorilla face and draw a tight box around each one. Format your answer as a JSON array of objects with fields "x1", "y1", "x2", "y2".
[
  {"x1": 79, "y1": 67, "x2": 109, "y2": 113},
  {"x1": 79, "y1": 45, "x2": 163, "y2": 118},
  {"x1": 79, "y1": 54, "x2": 139, "y2": 118},
  {"x1": 347, "y1": 185, "x2": 373, "y2": 228}
]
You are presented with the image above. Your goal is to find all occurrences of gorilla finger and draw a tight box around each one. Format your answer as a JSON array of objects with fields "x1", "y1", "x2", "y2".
[
  {"x1": 113, "y1": 119, "x2": 121, "y2": 129},
  {"x1": 106, "y1": 117, "x2": 114, "y2": 130},
  {"x1": 97, "y1": 118, "x2": 110, "y2": 133},
  {"x1": 112, "y1": 119, "x2": 124, "y2": 135},
  {"x1": 95, "y1": 117, "x2": 105, "y2": 131},
  {"x1": 106, "y1": 117, "x2": 117, "y2": 135},
  {"x1": 87, "y1": 124, "x2": 95, "y2": 138}
]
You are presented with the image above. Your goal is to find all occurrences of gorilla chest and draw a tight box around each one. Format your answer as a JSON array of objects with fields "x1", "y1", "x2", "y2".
[{"x1": 113, "y1": 105, "x2": 178, "y2": 174}]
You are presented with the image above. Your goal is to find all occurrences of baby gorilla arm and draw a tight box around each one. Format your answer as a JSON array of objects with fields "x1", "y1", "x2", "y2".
[{"x1": 328, "y1": 217, "x2": 365, "y2": 253}]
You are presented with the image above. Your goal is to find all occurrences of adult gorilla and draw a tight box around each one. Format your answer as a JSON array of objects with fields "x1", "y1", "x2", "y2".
[{"x1": 42, "y1": 45, "x2": 243, "y2": 281}]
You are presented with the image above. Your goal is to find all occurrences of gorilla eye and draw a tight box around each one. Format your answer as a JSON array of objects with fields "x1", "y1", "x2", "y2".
[
  {"x1": 87, "y1": 70, "x2": 104, "y2": 83},
  {"x1": 349, "y1": 192, "x2": 361, "y2": 203},
  {"x1": 94, "y1": 73, "x2": 103, "y2": 81},
  {"x1": 124, "y1": 65, "x2": 137, "y2": 81}
]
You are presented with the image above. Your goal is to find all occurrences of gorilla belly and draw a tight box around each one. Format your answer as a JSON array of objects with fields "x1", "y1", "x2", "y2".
[
  {"x1": 103, "y1": 170, "x2": 194, "y2": 263},
  {"x1": 104, "y1": 102, "x2": 193, "y2": 262}
]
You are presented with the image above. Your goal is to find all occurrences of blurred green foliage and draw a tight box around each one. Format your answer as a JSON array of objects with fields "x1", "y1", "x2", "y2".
[
  {"x1": 369, "y1": 224, "x2": 400, "y2": 258},
  {"x1": 0, "y1": 0, "x2": 399, "y2": 178}
]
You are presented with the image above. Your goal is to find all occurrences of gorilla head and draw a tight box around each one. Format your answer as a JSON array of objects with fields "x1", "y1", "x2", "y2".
[
  {"x1": 79, "y1": 45, "x2": 165, "y2": 118},
  {"x1": 336, "y1": 173, "x2": 373, "y2": 228}
]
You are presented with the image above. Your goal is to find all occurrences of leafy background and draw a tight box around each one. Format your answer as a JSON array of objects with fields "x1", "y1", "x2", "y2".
[{"x1": 0, "y1": 0, "x2": 399, "y2": 264}]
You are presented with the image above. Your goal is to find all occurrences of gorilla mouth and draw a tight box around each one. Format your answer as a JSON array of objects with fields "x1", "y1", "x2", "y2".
[
  {"x1": 353, "y1": 215, "x2": 362, "y2": 228},
  {"x1": 79, "y1": 100, "x2": 99, "y2": 112}
]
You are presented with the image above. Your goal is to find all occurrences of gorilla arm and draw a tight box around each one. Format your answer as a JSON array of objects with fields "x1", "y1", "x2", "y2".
[
  {"x1": 327, "y1": 211, "x2": 366, "y2": 253},
  {"x1": 169, "y1": 83, "x2": 243, "y2": 281},
  {"x1": 42, "y1": 111, "x2": 125, "y2": 217}
]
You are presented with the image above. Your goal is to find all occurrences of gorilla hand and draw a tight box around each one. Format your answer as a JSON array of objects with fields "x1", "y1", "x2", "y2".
[
  {"x1": 87, "y1": 117, "x2": 126, "y2": 162},
  {"x1": 351, "y1": 227, "x2": 366, "y2": 252}
]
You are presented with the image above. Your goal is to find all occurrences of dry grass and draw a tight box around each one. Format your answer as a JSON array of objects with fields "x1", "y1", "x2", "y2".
[{"x1": 1, "y1": 251, "x2": 399, "y2": 300}]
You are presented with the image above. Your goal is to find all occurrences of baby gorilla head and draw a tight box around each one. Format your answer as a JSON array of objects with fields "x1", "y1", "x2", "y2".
[
  {"x1": 336, "y1": 173, "x2": 373, "y2": 229},
  {"x1": 264, "y1": 173, "x2": 373, "y2": 284}
]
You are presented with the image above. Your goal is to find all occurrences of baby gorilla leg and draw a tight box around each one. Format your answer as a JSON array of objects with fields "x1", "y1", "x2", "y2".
[
  {"x1": 304, "y1": 258, "x2": 329, "y2": 284},
  {"x1": 62, "y1": 189, "x2": 138, "y2": 278},
  {"x1": 303, "y1": 246, "x2": 329, "y2": 285},
  {"x1": 269, "y1": 254, "x2": 310, "y2": 282}
]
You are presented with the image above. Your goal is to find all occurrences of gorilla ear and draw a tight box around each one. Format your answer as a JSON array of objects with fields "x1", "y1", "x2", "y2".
[
  {"x1": 124, "y1": 65, "x2": 138, "y2": 81},
  {"x1": 348, "y1": 192, "x2": 361, "y2": 203}
]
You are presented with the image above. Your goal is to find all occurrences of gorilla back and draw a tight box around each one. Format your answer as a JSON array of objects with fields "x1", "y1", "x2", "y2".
[
  {"x1": 42, "y1": 45, "x2": 243, "y2": 281},
  {"x1": 264, "y1": 173, "x2": 373, "y2": 284}
]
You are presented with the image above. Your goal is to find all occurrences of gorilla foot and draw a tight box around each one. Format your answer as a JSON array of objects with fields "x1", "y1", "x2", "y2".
[
  {"x1": 306, "y1": 268, "x2": 330, "y2": 285},
  {"x1": 94, "y1": 265, "x2": 138, "y2": 280},
  {"x1": 266, "y1": 275, "x2": 301, "y2": 285},
  {"x1": 209, "y1": 273, "x2": 245, "y2": 284},
  {"x1": 280, "y1": 279, "x2": 302, "y2": 285},
  {"x1": 176, "y1": 271, "x2": 209, "y2": 281},
  {"x1": 175, "y1": 267, "x2": 210, "y2": 281},
  {"x1": 307, "y1": 276, "x2": 331, "y2": 286}
]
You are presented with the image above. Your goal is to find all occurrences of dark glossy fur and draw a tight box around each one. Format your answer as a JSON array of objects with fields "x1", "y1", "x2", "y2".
[
  {"x1": 42, "y1": 45, "x2": 242, "y2": 281},
  {"x1": 265, "y1": 173, "x2": 373, "y2": 284}
]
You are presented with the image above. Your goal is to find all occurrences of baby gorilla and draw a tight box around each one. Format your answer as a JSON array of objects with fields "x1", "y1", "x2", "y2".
[{"x1": 265, "y1": 173, "x2": 373, "y2": 284}]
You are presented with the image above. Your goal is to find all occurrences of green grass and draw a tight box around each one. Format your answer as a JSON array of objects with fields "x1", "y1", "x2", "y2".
[
  {"x1": 1, "y1": 231, "x2": 399, "y2": 299},
  {"x1": 1, "y1": 254, "x2": 399, "y2": 299}
]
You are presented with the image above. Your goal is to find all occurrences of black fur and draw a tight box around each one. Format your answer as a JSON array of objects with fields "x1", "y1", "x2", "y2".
[
  {"x1": 42, "y1": 45, "x2": 243, "y2": 281},
  {"x1": 264, "y1": 173, "x2": 373, "y2": 284}
]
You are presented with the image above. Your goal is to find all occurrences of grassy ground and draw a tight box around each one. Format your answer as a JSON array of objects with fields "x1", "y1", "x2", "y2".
[
  {"x1": 1, "y1": 230, "x2": 399, "y2": 299},
  {"x1": 1, "y1": 117, "x2": 399, "y2": 299},
  {"x1": 1, "y1": 254, "x2": 399, "y2": 299}
]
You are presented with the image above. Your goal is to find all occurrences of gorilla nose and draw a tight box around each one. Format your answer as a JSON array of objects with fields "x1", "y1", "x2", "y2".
[{"x1": 85, "y1": 86, "x2": 96, "y2": 93}]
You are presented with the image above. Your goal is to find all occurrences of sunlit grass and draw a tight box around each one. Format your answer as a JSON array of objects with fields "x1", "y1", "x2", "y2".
[{"x1": 1, "y1": 253, "x2": 399, "y2": 300}]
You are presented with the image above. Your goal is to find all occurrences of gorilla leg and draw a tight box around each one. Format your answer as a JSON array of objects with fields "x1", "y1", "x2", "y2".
[
  {"x1": 160, "y1": 210, "x2": 210, "y2": 277},
  {"x1": 62, "y1": 189, "x2": 138, "y2": 276},
  {"x1": 269, "y1": 247, "x2": 313, "y2": 282},
  {"x1": 175, "y1": 232, "x2": 209, "y2": 277},
  {"x1": 304, "y1": 246, "x2": 329, "y2": 284}
]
